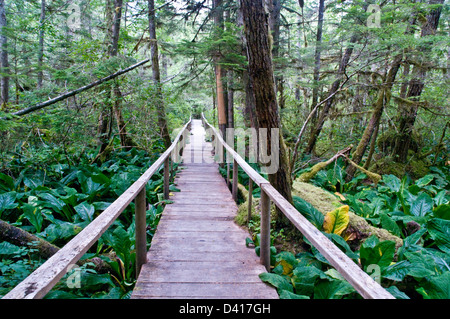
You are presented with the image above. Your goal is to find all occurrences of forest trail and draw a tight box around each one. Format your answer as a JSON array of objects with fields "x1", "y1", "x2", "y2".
[{"x1": 131, "y1": 120, "x2": 278, "y2": 299}]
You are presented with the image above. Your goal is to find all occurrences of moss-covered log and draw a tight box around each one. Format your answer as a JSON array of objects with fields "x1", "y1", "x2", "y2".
[
  {"x1": 0, "y1": 220, "x2": 111, "y2": 272},
  {"x1": 292, "y1": 181, "x2": 403, "y2": 250}
]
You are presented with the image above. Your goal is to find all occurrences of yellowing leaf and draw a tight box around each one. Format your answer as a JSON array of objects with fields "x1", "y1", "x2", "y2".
[
  {"x1": 323, "y1": 205, "x2": 350, "y2": 236},
  {"x1": 334, "y1": 192, "x2": 346, "y2": 201}
]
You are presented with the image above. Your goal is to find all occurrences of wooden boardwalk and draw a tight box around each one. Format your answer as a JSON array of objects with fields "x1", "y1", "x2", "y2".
[{"x1": 131, "y1": 120, "x2": 278, "y2": 299}]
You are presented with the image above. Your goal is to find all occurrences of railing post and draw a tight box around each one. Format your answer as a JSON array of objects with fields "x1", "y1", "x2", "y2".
[
  {"x1": 164, "y1": 157, "x2": 170, "y2": 200},
  {"x1": 247, "y1": 179, "x2": 253, "y2": 224},
  {"x1": 260, "y1": 188, "x2": 271, "y2": 272},
  {"x1": 232, "y1": 159, "x2": 238, "y2": 202},
  {"x1": 135, "y1": 188, "x2": 147, "y2": 276}
]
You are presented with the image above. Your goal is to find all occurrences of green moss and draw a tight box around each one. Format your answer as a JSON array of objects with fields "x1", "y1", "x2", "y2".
[
  {"x1": 292, "y1": 180, "x2": 403, "y2": 250},
  {"x1": 370, "y1": 155, "x2": 430, "y2": 180}
]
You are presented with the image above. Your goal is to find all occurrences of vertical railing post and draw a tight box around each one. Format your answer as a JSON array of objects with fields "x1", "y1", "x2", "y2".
[
  {"x1": 260, "y1": 188, "x2": 271, "y2": 271},
  {"x1": 247, "y1": 179, "x2": 253, "y2": 224},
  {"x1": 232, "y1": 159, "x2": 238, "y2": 202},
  {"x1": 135, "y1": 187, "x2": 147, "y2": 276},
  {"x1": 164, "y1": 156, "x2": 170, "y2": 200}
]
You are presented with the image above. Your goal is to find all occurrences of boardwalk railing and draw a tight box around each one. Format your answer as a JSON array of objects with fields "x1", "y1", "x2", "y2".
[
  {"x1": 201, "y1": 114, "x2": 395, "y2": 299},
  {"x1": 3, "y1": 119, "x2": 192, "y2": 299}
]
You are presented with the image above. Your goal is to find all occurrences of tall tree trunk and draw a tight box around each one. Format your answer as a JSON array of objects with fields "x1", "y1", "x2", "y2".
[
  {"x1": 0, "y1": 0, "x2": 9, "y2": 109},
  {"x1": 241, "y1": 0, "x2": 293, "y2": 228},
  {"x1": 109, "y1": 0, "x2": 134, "y2": 149},
  {"x1": 213, "y1": 0, "x2": 227, "y2": 136},
  {"x1": 305, "y1": 33, "x2": 359, "y2": 154},
  {"x1": 391, "y1": 0, "x2": 444, "y2": 163},
  {"x1": 310, "y1": 0, "x2": 325, "y2": 129},
  {"x1": 345, "y1": 54, "x2": 403, "y2": 181},
  {"x1": 148, "y1": 0, "x2": 171, "y2": 148},
  {"x1": 37, "y1": 0, "x2": 45, "y2": 88}
]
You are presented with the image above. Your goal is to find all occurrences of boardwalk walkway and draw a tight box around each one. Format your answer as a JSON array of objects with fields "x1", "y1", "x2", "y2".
[{"x1": 131, "y1": 120, "x2": 278, "y2": 299}]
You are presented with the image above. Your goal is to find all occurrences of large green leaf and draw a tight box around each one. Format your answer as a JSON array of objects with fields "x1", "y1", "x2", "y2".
[
  {"x1": 410, "y1": 193, "x2": 433, "y2": 217},
  {"x1": 313, "y1": 280, "x2": 354, "y2": 299},
  {"x1": 380, "y1": 212, "x2": 401, "y2": 237},
  {"x1": 0, "y1": 191, "x2": 18, "y2": 216},
  {"x1": 22, "y1": 203, "x2": 44, "y2": 233},
  {"x1": 258, "y1": 272, "x2": 293, "y2": 292},
  {"x1": 433, "y1": 204, "x2": 450, "y2": 220},
  {"x1": 427, "y1": 218, "x2": 450, "y2": 253},
  {"x1": 74, "y1": 201, "x2": 95, "y2": 222},
  {"x1": 0, "y1": 173, "x2": 14, "y2": 191},
  {"x1": 360, "y1": 236, "x2": 396, "y2": 270},
  {"x1": 416, "y1": 272, "x2": 450, "y2": 299},
  {"x1": 381, "y1": 174, "x2": 401, "y2": 193},
  {"x1": 415, "y1": 174, "x2": 434, "y2": 188},
  {"x1": 279, "y1": 290, "x2": 310, "y2": 299},
  {"x1": 292, "y1": 195, "x2": 324, "y2": 230},
  {"x1": 382, "y1": 260, "x2": 412, "y2": 281}
]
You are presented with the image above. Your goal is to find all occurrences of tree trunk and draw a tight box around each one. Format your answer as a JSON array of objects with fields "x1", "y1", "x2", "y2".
[
  {"x1": 213, "y1": 0, "x2": 227, "y2": 136},
  {"x1": 0, "y1": 0, "x2": 9, "y2": 109},
  {"x1": 391, "y1": 0, "x2": 444, "y2": 163},
  {"x1": 310, "y1": 0, "x2": 325, "y2": 128},
  {"x1": 37, "y1": 0, "x2": 45, "y2": 88},
  {"x1": 0, "y1": 220, "x2": 111, "y2": 272},
  {"x1": 149, "y1": 0, "x2": 171, "y2": 148},
  {"x1": 241, "y1": 0, "x2": 293, "y2": 228},
  {"x1": 305, "y1": 33, "x2": 359, "y2": 154},
  {"x1": 345, "y1": 54, "x2": 403, "y2": 181}
]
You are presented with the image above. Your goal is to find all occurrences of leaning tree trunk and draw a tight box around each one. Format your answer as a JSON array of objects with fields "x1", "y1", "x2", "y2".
[
  {"x1": 149, "y1": 0, "x2": 171, "y2": 148},
  {"x1": 391, "y1": 0, "x2": 444, "y2": 163},
  {"x1": 345, "y1": 54, "x2": 403, "y2": 181},
  {"x1": 241, "y1": 0, "x2": 293, "y2": 229}
]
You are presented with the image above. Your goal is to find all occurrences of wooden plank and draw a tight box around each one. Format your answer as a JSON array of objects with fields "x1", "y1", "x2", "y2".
[
  {"x1": 135, "y1": 261, "x2": 267, "y2": 283},
  {"x1": 132, "y1": 282, "x2": 276, "y2": 299},
  {"x1": 3, "y1": 119, "x2": 192, "y2": 300},
  {"x1": 131, "y1": 119, "x2": 277, "y2": 299}
]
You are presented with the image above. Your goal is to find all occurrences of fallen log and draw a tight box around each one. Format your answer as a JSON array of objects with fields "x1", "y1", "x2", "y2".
[{"x1": 0, "y1": 220, "x2": 111, "y2": 272}]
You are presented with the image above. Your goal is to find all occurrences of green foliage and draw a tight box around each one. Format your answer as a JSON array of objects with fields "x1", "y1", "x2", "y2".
[{"x1": 0, "y1": 146, "x2": 177, "y2": 298}]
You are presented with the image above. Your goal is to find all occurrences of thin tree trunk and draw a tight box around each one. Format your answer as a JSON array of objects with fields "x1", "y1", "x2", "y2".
[
  {"x1": 391, "y1": 0, "x2": 444, "y2": 162},
  {"x1": 305, "y1": 33, "x2": 359, "y2": 154},
  {"x1": 149, "y1": 0, "x2": 171, "y2": 148},
  {"x1": 0, "y1": 0, "x2": 9, "y2": 109},
  {"x1": 37, "y1": 0, "x2": 45, "y2": 88},
  {"x1": 345, "y1": 54, "x2": 403, "y2": 181},
  {"x1": 310, "y1": 0, "x2": 325, "y2": 127}
]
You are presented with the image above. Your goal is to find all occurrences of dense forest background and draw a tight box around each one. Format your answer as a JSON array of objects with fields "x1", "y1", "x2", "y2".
[{"x1": 0, "y1": 0, "x2": 448, "y2": 299}]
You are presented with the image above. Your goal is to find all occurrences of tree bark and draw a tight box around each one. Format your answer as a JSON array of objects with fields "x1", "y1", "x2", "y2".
[
  {"x1": 241, "y1": 0, "x2": 293, "y2": 225},
  {"x1": 305, "y1": 33, "x2": 359, "y2": 154},
  {"x1": 310, "y1": 0, "x2": 325, "y2": 125},
  {"x1": 0, "y1": 220, "x2": 111, "y2": 272},
  {"x1": 148, "y1": 0, "x2": 171, "y2": 148},
  {"x1": 345, "y1": 54, "x2": 403, "y2": 181},
  {"x1": 0, "y1": 0, "x2": 9, "y2": 109},
  {"x1": 213, "y1": 0, "x2": 227, "y2": 136},
  {"x1": 391, "y1": 0, "x2": 444, "y2": 162},
  {"x1": 37, "y1": 0, "x2": 45, "y2": 88}
]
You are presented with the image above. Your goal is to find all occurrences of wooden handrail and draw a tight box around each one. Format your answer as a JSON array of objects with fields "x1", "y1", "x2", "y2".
[
  {"x1": 201, "y1": 113, "x2": 394, "y2": 299},
  {"x1": 2, "y1": 118, "x2": 192, "y2": 299}
]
